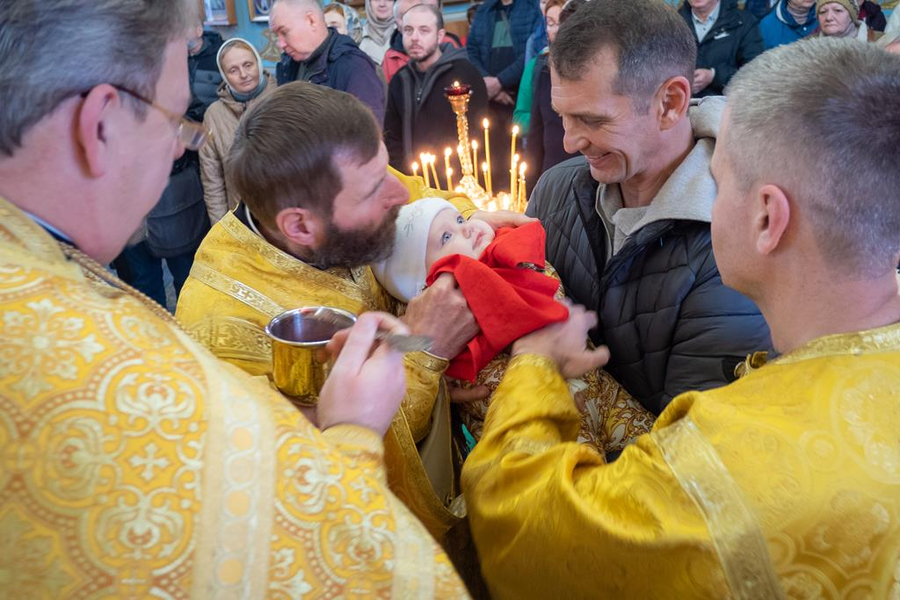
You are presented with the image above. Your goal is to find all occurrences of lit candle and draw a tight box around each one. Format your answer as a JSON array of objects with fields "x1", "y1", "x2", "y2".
[
  {"x1": 444, "y1": 80, "x2": 470, "y2": 97},
  {"x1": 510, "y1": 125, "x2": 519, "y2": 179},
  {"x1": 482, "y1": 118, "x2": 492, "y2": 196},
  {"x1": 419, "y1": 153, "x2": 430, "y2": 188},
  {"x1": 510, "y1": 152, "x2": 519, "y2": 207},
  {"x1": 447, "y1": 167, "x2": 454, "y2": 191},
  {"x1": 428, "y1": 154, "x2": 441, "y2": 191},
  {"x1": 470, "y1": 140, "x2": 479, "y2": 187},
  {"x1": 518, "y1": 162, "x2": 527, "y2": 212},
  {"x1": 443, "y1": 148, "x2": 452, "y2": 189},
  {"x1": 412, "y1": 161, "x2": 419, "y2": 179}
]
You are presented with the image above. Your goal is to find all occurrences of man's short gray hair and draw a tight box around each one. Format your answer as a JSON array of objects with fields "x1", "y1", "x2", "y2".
[
  {"x1": 551, "y1": 0, "x2": 696, "y2": 114},
  {"x1": 0, "y1": 0, "x2": 193, "y2": 157},
  {"x1": 725, "y1": 37, "x2": 900, "y2": 276}
]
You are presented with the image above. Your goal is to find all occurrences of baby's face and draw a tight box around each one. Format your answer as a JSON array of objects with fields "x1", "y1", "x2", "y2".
[{"x1": 425, "y1": 209, "x2": 496, "y2": 269}]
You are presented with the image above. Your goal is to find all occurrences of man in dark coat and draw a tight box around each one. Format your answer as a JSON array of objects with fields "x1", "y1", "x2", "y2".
[
  {"x1": 270, "y1": 0, "x2": 385, "y2": 121},
  {"x1": 187, "y1": 25, "x2": 224, "y2": 121},
  {"x1": 384, "y1": 5, "x2": 488, "y2": 176},
  {"x1": 679, "y1": 0, "x2": 764, "y2": 97},
  {"x1": 526, "y1": 0, "x2": 771, "y2": 415}
]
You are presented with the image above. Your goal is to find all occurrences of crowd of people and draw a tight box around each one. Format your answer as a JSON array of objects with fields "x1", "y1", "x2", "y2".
[{"x1": 1, "y1": 0, "x2": 899, "y2": 598}]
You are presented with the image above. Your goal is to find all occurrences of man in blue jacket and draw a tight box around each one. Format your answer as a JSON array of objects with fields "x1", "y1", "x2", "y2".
[
  {"x1": 759, "y1": 0, "x2": 817, "y2": 48},
  {"x1": 270, "y1": 0, "x2": 385, "y2": 121}
]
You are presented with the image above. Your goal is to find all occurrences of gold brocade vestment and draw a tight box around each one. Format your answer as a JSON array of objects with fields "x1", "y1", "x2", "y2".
[
  {"x1": 463, "y1": 326, "x2": 900, "y2": 599},
  {"x1": 176, "y1": 171, "x2": 479, "y2": 538},
  {"x1": 0, "y1": 196, "x2": 468, "y2": 598}
]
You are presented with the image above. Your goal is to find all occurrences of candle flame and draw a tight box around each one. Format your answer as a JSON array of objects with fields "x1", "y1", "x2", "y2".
[
  {"x1": 444, "y1": 147, "x2": 452, "y2": 157},
  {"x1": 482, "y1": 162, "x2": 488, "y2": 171},
  {"x1": 512, "y1": 125, "x2": 520, "y2": 135},
  {"x1": 519, "y1": 162, "x2": 527, "y2": 176},
  {"x1": 412, "y1": 161, "x2": 419, "y2": 170},
  {"x1": 453, "y1": 80, "x2": 460, "y2": 87},
  {"x1": 472, "y1": 140, "x2": 478, "y2": 150},
  {"x1": 483, "y1": 118, "x2": 490, "y2": 129}
]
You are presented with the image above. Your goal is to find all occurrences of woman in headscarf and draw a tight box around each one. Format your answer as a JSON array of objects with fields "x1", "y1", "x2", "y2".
[
  {"x1": 323, "y1": 2, "x2": 364, "y2": 44},
  {"x1": 360, "y1": 0, "x2": 396, "y2": 65},
  {"x1": 199, "y1": 38, "x2": 276, "y2": 224},
  {"x1": 815, "y1": 0, "x2": 872, "y2": 40}
]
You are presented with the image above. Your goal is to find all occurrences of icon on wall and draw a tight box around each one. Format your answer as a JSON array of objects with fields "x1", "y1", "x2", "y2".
[
  {"x1": 199, "y1": 0, "x2": 237, "y2": 25},
  {"x1": 260, "y1": 29, "x2": 282, "y2": 61},
  {"x1": 249, "y1": 0, "x2": 271, "y2": 22}
]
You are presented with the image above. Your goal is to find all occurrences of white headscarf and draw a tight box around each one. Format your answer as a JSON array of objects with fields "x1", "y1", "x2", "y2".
[
  {"x1": 364, "y1": 0, "x2": 397, "y2": 47},
  {"x1": 215, "y1": 37, "x2": 266, "y2": 100}
]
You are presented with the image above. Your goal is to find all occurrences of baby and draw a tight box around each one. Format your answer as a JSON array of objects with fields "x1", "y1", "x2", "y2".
[{"x1": 373, "y1": 199, "x2": 653, "y2": 455}]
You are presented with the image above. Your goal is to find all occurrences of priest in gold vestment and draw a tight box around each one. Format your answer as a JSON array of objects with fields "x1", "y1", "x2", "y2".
[
  {"x1": 176, "y1": 82, "x2": 524, "y2": 538},
  {"x1": 0, "y1": 3, "x2": 468, "y2": 597},
  {"x1": 461, "y1": 37, "x2": 900, "y2": 599}
]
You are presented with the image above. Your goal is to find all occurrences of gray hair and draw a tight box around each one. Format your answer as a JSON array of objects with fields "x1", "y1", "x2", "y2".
[
  {"x1": 724, "y1": 38, "x2": 900, "y2": 276},
  {"x1": 551, "y1": 0, "x2": 696, "y2": 114},
  {"x1": 0, "y1": 0, "x2": 193, "y2": 157}
]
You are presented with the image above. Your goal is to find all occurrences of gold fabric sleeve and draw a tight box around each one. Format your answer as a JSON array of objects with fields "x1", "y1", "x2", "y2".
[
  {"x1": 402, "y1": 351, "x2": 449, "y2": 442},
  {"x1": 462, "y1": 354, "x2": 731, "y2": 600}
]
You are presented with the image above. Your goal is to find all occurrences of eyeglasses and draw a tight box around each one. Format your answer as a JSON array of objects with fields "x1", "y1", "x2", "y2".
[{"x1": 110, "y1": 84, "x2": 208, "y2": 150}]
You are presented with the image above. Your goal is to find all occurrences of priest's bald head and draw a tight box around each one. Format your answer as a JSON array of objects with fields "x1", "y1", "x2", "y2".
[{"x1": 226, "y1": 82, "x2": 409, "y2": 269}]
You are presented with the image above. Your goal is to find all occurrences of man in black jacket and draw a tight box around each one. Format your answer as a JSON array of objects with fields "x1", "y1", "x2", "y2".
[
  {"x1": 384, "y1": 4, "x2": 488, "y2": 176},
  {"x1": 679, "y1": 0, "x2": 764, "y2": 96},
  {"x1": 526, "y1": 0, "x2": 771, "y2": 414},
  {"x1": 270, "y1": 0, "x2": 385, "y2": 121}
]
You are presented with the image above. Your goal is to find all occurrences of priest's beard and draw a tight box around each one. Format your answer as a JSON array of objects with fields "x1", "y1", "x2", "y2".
[{"x1": 308, "y1": 204, "x2": 402, "y2": 270}]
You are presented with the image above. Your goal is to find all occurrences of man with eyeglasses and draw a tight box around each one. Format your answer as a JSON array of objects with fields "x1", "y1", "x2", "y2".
[
  {"x1": 111, "y1": 29, "x2": 222, "y2": 311},
  {"x1": 0, "y1": 1, "x2": 468, "y2": 597}
]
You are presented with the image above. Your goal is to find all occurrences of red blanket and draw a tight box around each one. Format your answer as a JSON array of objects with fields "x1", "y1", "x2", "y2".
[{"x1": 426, "y1": 221, "x2": 569, "y2": 381}]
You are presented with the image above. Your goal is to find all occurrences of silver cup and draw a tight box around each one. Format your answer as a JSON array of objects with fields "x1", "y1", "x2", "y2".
[{"x1": 265, "y1": 307, "x2": 357, "y2": 406}]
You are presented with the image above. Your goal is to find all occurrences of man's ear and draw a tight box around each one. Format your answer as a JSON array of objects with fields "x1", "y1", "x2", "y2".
[
  {"x1": 275, "y1": 206, "x2": 322, "y2": 248},
  {"x1": 75, "y1": 84, "x2": 122, "y2": 178},
  {"x1": 754, "y1": 184, "x2": 791, "y2": 255},
  {"x1": 437, "y1": 28, "x2": 446, "y2": 40},
  {"x1": 655, "y1": 76, "x2": 691, "y2": 132},
  {"x1": 306, "y1": 10, "x2": 319, "y2": 30}
]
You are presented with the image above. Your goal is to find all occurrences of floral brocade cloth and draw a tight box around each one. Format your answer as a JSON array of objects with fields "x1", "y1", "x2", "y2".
[
  {"x1": 462, "y1": 325, "x2": 900, "y2": 600},
  {"x1": 0, "y1": 196, "x2": 468, "y2": 599},
  {"x1": 457, "y1": 354, "x2": 654, "y2": 456}
]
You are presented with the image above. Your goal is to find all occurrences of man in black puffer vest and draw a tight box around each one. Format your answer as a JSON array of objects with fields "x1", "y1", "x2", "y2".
[{"x1": 527, "y1": 0, "x2": 772, "y2": 415}]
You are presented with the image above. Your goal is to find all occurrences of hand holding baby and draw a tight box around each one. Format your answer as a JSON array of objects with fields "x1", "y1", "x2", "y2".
[
  {"x1": 512, "y1": 301, "x2": 611, "y2": 379},
  {"x1": 402, "y1": 273, "x2": 480, "y2": 359}
]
